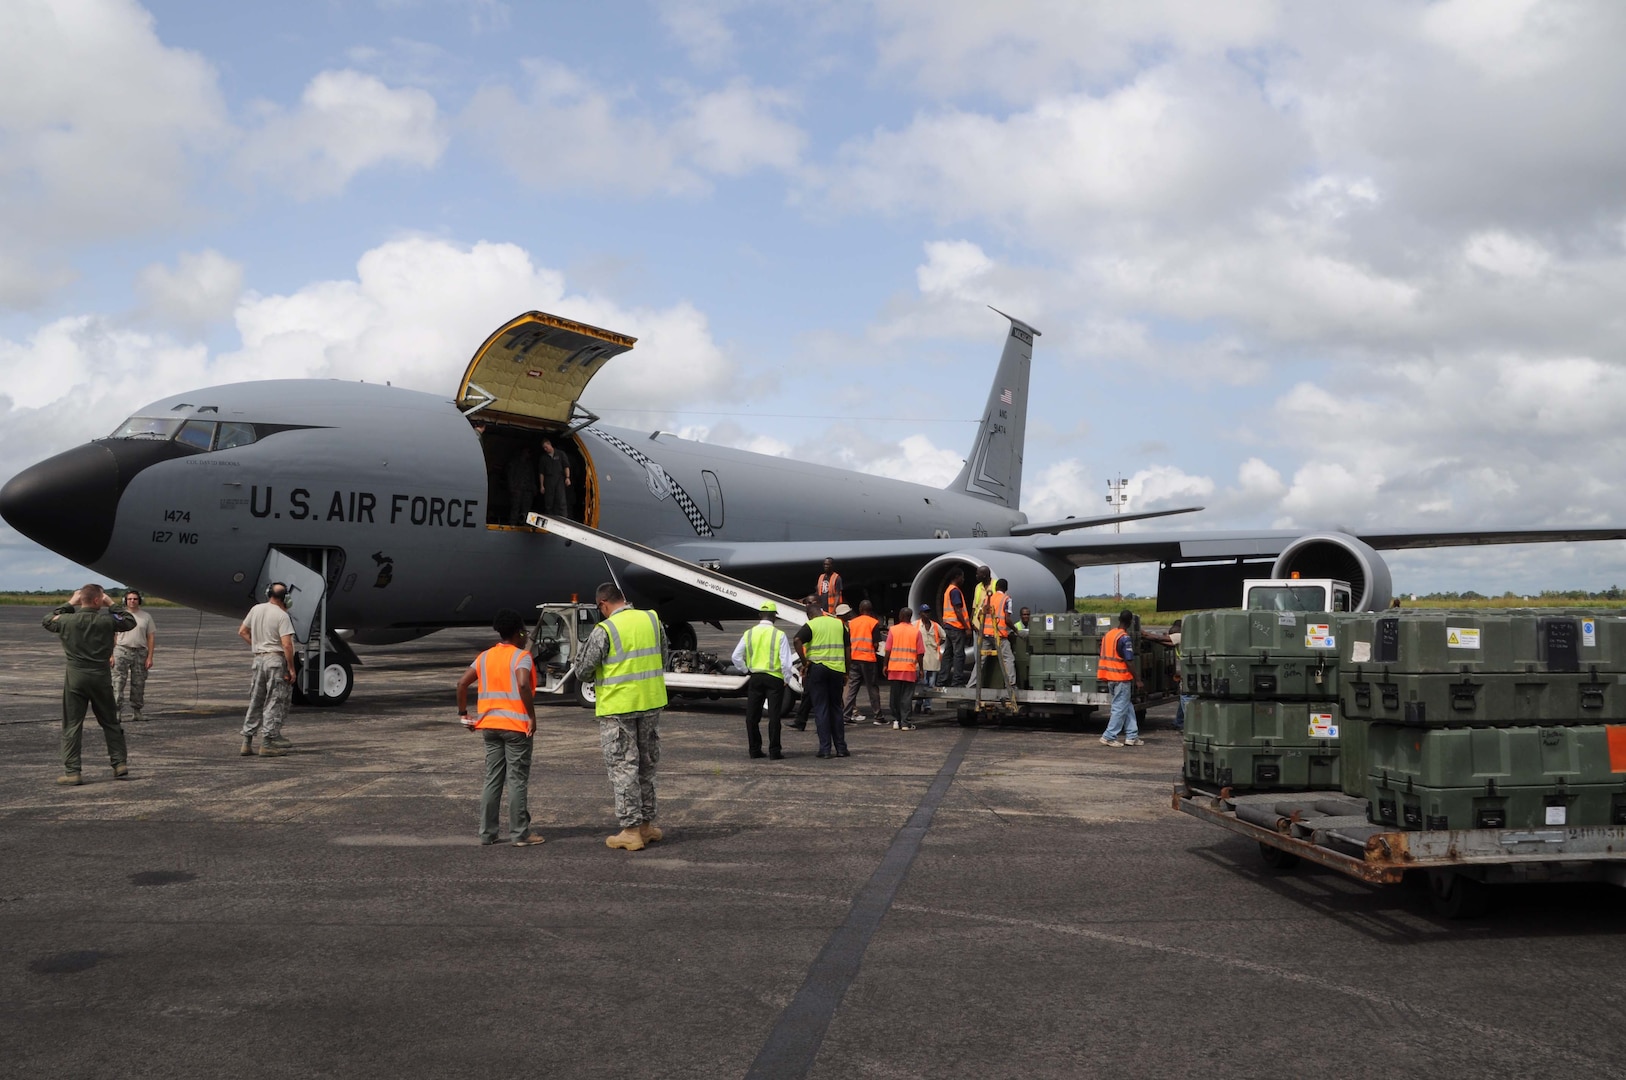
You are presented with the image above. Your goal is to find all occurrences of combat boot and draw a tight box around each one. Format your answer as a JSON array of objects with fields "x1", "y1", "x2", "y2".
[
  {"x1": 606, "y1": 827, "x2": 646, "y2": 851},
  {"x1": 266, "y1": 735, "x2": 293, "y2": 749},
  {"x1": 239, "y1": 737, "x2": 254, "y2": 757},
  {"x1": 56, "y1": 773, "x2": 82, "y2": 786},
  {"x1": 258, "y1": 744, "x2": 288, "y2": 758},
  {"x1": 639, "y1": 821, "x2": 664, "y2": 843},
  {"x1": 112, "y1": 763, "x2": 129, "y2": 779}
]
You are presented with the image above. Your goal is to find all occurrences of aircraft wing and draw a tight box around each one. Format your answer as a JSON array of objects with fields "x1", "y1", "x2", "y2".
[
  {"x1": 667, "y1": 525, "x2": 1626, "y2": 580},
  {"x1": 1027, "y1": 525, "x2": 1626, "y2": 566}
]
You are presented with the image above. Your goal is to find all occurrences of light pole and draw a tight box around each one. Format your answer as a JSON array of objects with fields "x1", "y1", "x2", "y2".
[{"x1": 1106, "y1": 475, "x2": 1129, "y2": 601}]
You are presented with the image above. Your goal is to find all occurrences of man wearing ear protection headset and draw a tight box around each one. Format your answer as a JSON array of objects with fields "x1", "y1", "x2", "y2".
[{"x1": 237, "y1": 583, "x2": 297, "y2": 757}]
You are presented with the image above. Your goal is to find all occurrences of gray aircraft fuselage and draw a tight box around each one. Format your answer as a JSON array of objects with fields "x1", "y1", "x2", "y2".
[{"x1": 5, "y1": 380, "x2": 1023, "y2": 632}]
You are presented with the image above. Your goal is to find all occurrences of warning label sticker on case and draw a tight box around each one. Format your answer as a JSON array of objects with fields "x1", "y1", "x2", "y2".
[
  {"x1": 1305, "y1": 624, "x2": 1336, "y2": 649},
  {"x1": 1309, "y1": 713, "x2": 1339, "y2": 739},
  {"x1": 1584, "y1": 619, "x2": 1597, "y2": 646},
  {"x1": 1446, "y1": 627, "x2": 1481, "y2": 649},
  {"x1": 1545, "y1": 805, "x2": 1568, "y2": 826}
]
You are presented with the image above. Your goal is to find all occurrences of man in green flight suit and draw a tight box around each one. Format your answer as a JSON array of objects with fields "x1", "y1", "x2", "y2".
[{"x1": 43, "y1": 584, "x2": 138, "y2": 785}]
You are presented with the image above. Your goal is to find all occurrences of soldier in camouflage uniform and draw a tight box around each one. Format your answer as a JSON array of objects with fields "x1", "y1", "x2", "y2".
[
  {"x1": 43, "y1": 585, "x2": 138, "y2": 785},
  {"x1": 237, "y1": 583, "x2": 298, "y2": 757},
  {"x1": 573, "y1": 582, "x2": 668, "y2": 851},
  {"x1": 112, "y1": 589, "x2": 156, "y2": 722}
]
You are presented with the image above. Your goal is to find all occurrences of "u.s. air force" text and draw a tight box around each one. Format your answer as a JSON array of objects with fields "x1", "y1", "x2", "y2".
[{"x1": 249, "y1": 486, "x2": 479, "y2": 528}]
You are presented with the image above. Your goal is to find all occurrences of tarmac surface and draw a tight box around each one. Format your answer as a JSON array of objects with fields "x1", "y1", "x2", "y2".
[{"x1": 3, "y1": 604, "x2": 1626, "y2": 1079}]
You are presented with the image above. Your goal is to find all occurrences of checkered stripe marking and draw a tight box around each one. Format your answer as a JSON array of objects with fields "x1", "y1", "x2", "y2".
[{"x1": 588, "y1": 429, "x2": 714, "y2": 537}]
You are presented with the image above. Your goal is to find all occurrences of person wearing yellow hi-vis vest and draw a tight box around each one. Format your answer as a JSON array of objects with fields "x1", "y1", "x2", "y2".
[
  {"x1": 793, "y1": 600, "x2": 850, "y2": 759},
  {"x1": 730, "y1": 601, "x2": 798, "y2": 759},
  {"x1": 573, "y1": 582, "x2": 669, "y2": 851}
]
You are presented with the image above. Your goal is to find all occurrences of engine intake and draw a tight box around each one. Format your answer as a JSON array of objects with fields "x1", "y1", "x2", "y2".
[
  {"x1": 907, "y1": 549, "x2": 1070, "y2": 620},
  {"x1": 1270, "y1": 532, "x2": 1393, "y2": 611}
]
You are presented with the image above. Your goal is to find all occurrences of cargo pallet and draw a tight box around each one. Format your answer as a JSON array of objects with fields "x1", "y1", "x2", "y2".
[
  {"x1": 926, "y1": 685, "x2": 1177, "y2": 726},
  {"x1": 1173, "y1": 777, "x2": 1626, "y2": 918}
]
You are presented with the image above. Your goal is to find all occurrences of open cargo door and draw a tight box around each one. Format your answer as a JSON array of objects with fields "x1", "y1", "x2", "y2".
[{"x1": 456, "y1": 310, "x2": 637, "y2": 428}]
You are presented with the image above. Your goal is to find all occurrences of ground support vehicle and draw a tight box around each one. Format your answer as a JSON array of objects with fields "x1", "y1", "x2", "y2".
[
  {"x1": 1174, "y1": 777, "x2": 1626, "y2": 917},
  {"x1": 526, "y1": 600, "x2": 803, "y2": 708}
]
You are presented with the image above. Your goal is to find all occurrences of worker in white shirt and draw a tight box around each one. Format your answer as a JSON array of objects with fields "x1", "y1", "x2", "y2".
[{"x1": 731, "y1": 601, "x2": 799, "y2": 759}]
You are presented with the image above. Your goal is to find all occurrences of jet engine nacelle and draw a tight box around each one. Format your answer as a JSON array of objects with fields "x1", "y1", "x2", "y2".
[
  {"x1": 1270, "y1": 532, "x2": 1393, "y2": 612},
  {"x1": 907, "y1": 549, "x2": 1070, "y2": 618}
]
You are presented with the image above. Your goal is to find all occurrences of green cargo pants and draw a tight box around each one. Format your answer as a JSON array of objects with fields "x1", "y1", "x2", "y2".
[{"x1": 62, "y1": 664, "x2": 126, "y2": 775}]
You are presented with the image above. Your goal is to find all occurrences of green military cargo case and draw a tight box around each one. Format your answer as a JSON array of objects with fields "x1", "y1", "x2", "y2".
[
  {"x1": 1339, "y1": 669, "x2": 1626, "y2": 725},
  {"x1": 1339, "y1": 715, "x2": 1370, "y2": 800},
  {"x1": 1182, "y1": 609, "x2": 1350, "y2": 658},
  {"x1": 1025, "y1": 613, "x2": 1097, "y2": 657},
  {"x1": 1184, "y1": 699, "x2": 1345, "y2": 748},
  {"x1": 1367, "y1": 778, "x2": 1626, "y2": 831},
  {"x1": 1183, "y1": 653, "x2": 1339, "y2": 701},
  {"x1": 1366, "y1": 723, "x2": 1626, "y2": 789},
  {"x1": 1339, "y1": 610, "x2": 1626, "y2": 676},
  {"x1": 1187, "y1": 741, "x2": 1340, "y2": 792}
]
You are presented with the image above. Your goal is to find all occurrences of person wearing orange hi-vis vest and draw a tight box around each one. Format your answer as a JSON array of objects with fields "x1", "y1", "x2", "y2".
[
  {"x1": 973, "y1": 578, "x2": 1018, "y2": 705},
  {"x1": 843, "y1": 600, "x2": 884, "y2": 724},
  {"x1": 1098, "y1": 609, "x2": 1143, "y2": 748},
  {"x1": 940, "y1": 568, "x2": 972, "y2": 687},
  {"x1": 456, "y1": 608, "x2": 544, "y2": 847},
  {"x1": 882, "y1": 607, "x2": 924, "y2": 729}
]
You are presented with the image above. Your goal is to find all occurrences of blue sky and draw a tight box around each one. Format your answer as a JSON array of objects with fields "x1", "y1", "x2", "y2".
[{"x1": 4, "y1": 0, "x2": 1626, "y2": 596}]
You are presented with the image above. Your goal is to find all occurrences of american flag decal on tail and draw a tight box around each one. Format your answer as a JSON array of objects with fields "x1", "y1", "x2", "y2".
[{"x1": 999, "y1": 388, "x2": 1013, "y2": 405}]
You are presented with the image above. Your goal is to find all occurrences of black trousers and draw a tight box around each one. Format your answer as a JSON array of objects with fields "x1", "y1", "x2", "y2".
[
  {"x1": 806, "y1": 664, "x2": 847, "y2": 755},
  {"x1": 744, "y1": 672, "x2": 785, "y2": 756},
  {"x1": 888, "y1": 679, "x2": 916, "y2": 724},
  {"x1": 944, "y1": 625, "x2": 968, "y2": 686}
]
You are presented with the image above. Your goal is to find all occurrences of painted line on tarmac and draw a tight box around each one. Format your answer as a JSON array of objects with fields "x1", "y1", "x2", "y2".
[{"x1": 743, "y1": 726, "x2": 975, "y2": 1080}]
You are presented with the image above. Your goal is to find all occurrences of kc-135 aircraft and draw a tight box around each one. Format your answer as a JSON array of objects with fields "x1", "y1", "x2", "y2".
[{"x1": 4, "y1": 308, "x2": 1622, "y2": 705}]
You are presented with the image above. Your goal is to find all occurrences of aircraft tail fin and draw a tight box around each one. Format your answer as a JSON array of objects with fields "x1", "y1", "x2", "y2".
[{"x1": 948, "y1": 308, "x2": 1038, "y2": 509}]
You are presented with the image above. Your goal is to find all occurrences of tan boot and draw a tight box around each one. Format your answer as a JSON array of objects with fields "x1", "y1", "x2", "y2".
[
  {"x1": 606, "y1": 827, "x2": 646, "y2": 851},
  {"x1": 639, "y1": 821, "x2": 664, "y2": 843}
]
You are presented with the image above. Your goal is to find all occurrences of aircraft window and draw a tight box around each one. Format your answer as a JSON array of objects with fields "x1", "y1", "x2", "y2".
[
  {"x1": 174, "y1": 420, "x2": 217, "y2": 450},
  {"x1": 110, "y1": 416, "x2": 183, "y2": 440},
  {"x1": 216, "y1": 422, "x2": 257, "y2": 450},
  {"x1": 1246, "y1": 586, "x2": 1329, "y2": 612}
]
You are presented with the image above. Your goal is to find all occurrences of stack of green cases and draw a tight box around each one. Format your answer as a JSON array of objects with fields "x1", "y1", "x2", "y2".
[
  {"x1": 1335, "y1": 609, "x2": 1626, "y2": 828},
  {"x1": 1181, "y1": 698, "x2": 1342, "y2": 792},
  {"x1": 1022, "y1": 613, "x2": 1100, "y2": 690},
  {"x1": 1361, "y1": 724, "x2": 1626, "y2": 831}
]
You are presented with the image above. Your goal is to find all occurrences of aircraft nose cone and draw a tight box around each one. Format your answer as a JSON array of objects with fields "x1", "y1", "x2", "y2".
[{"x1": 0, "y1": 443, "x2": 121, "y2": 567}]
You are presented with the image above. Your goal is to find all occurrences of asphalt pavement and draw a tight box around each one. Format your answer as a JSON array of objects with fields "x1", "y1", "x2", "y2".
[{"x1": 2, "y1": 605, "x2": 1625, "y2": 1079}]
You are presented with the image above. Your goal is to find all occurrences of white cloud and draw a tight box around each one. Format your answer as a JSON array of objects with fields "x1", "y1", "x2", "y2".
[
  {"x1": 822, "y1": 63, "x2": 1302, "y2": 232},
  {"x1": 135, "y1": 249, "x2": 245, "y2": 330},
  {"x1": 462, "y1": 63, "x2": 803, "y2": 196},
  {"x1": 0, "y1": 0, "x2": 228, "y2": 306},
  {"x1": 871, "y1": 0, "x2": 1280, "y2": 101},
  {"x1": 655, "y1": 0, "x2": 739, "y2": 67},
  {"x1": 237, "y1": 70, "x2": 447, "y2": 199},
  {"x1": 0, "y1": 236, "x2": 735, "y2": 528},
  {"x1": 1463, "y1": 230, "x2": 1552, "y2": 278}
]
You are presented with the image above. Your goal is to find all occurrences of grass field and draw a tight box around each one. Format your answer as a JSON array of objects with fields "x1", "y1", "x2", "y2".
[{"x1": 0, "y1": 591, "x2": 179, "y2": 607}]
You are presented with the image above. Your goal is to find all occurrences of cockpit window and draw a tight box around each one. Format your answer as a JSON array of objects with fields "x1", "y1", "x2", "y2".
[
  {"x1": 216, "y1": 422, "x2": 257, "y2": 450},
  {"x1": 110, "y1": 417, "x2": 183, "y2": 440},
  {"x1": 174, "y1": 420, "x2": 217, "y2": 450}
]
